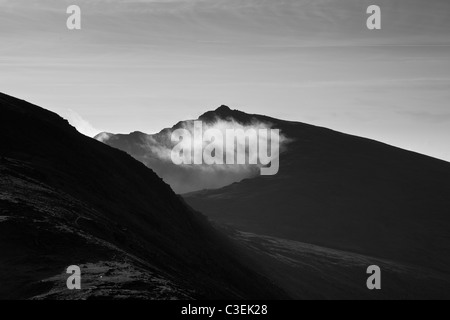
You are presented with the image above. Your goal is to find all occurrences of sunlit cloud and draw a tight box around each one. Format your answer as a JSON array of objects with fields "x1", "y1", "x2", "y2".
[{"x1": 64, "y1": 109, "x2": 102, "y2": 137}]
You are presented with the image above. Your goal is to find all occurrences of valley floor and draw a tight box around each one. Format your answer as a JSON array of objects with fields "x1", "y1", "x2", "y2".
[{"x1": 229, "y1": 230, "x2": 450, "y2": 300}]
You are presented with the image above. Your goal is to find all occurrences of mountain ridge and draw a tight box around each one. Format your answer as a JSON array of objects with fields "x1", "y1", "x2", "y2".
[
  {"x1": 0, "y1": 92, "x2": 286, "y2": 300},
  {"x1": 89, "y1": 102, "x2": 450, "y2": 274},
  {"x1": 182, "y1": 107, "x2": 450, "y2": 274}
]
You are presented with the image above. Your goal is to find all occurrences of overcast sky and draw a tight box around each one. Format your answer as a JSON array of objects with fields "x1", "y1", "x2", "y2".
[{"x1": 1, "y1": 0, "x2": 450, "y2": 161}]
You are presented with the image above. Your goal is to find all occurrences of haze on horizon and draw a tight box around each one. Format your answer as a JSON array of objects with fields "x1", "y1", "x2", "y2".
[{"x1": 1, "y1": 0, "x2": 450, "y2": 161}]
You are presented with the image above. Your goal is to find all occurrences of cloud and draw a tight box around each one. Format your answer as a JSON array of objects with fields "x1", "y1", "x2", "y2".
[
  {"x1": 128, "y1": 116, "x2": 292, "y2": 192},
  {"x1": 144, "y1": 116, "x2": 290, "y2": 166},
  {"x1": 64, "y1": 109, "x2": 102, "y2": 137}
]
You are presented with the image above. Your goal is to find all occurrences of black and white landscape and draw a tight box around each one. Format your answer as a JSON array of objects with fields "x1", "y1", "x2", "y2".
[
  {"x1": 0, "y1": 93, "x2": 286, "y2": 300},
  {"x1": 1, "y1": 93, "x2": 450, "y2": 300},
  {"x1": 96, "y1": 103, "x2": 450, "y2": 299},
  {"x1": 1, "y1": 0, "x2": 450, "y2": 301}
]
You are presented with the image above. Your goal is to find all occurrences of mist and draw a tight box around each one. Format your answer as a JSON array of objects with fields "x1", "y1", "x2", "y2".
[{"x1": 99, "y1": 115, "x2": 291, "y2": 194}]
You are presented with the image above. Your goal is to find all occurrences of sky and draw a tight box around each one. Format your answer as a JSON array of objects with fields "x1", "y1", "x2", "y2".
[{"x1": 1, "y1": 0, "x2": 450, "y2": 161}]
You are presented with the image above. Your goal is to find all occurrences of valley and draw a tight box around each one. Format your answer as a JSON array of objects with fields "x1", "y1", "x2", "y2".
[{"x1": 226, "y1": 229, "x2": 450, "y2": 299}]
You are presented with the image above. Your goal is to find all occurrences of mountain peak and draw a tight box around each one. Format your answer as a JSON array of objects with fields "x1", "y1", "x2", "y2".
[
  {"x1": 215, "y1": 105, "x2": 232, "y2": 113},
  {"x1": 199, "y1": 105, "x2": 252, "y2": 124},
  {"x1": 199, "y1": 105, "x2": 278, "y2": 126}
]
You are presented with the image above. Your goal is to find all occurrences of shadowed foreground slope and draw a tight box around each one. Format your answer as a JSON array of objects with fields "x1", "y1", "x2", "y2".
[{"x1": 0, "y1": 93, "x2": 285, "y2": 300}]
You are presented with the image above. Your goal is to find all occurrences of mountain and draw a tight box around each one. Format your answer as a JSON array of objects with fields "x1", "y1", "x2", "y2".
[
  {"x1": 94, "y1": 106, "x2": 266, "y2": 194},
  {"x1": 95, "y1": 105, "x2": 450, "y2": 275},
  {"x1": 89, "y1": 104, "x2": 450, "y2": 298},
  {"x1": 0, "y1": 93, "x2": 285, "y2": 300},
  {"x1": 183, "y1": 107, "x2": 450, "y2": 276}
]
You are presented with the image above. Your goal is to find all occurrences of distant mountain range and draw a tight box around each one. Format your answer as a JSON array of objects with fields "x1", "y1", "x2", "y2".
[{"x1": 0, "y1": 93, "x2": 285, "y2": 300}]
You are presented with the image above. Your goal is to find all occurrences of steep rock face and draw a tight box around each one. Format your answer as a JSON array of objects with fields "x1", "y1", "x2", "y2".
[{"x1": 0, "y1": 93, "x2": 285, "y2": 300}]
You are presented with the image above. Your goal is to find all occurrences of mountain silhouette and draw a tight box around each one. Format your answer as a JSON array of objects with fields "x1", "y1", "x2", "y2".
[
  {"x1": 0, "y1": 93, "x2": 286, "y2": 300},
  {"x1": 92, "y1": 104, "x2": 450, "y2": 298},
  {"x1": 183, "y1": 107, "x2": 450, "y2": 275},
  {"x1": 96, "y1": 104, "x2": 450, "y2": 275},
  {"x1": 94, "y1": 105, "x2": 268, "y2": 194}
]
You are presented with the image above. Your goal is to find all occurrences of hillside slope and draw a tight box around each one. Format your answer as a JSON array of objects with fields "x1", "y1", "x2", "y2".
[
  {"x1": 0, "y1": 93, "x2": 285, "y2": 300},
  {"x1": 182, "y1": 108, "x2": 450, "y2": 275}
]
